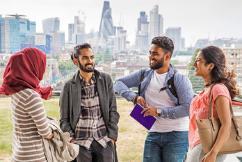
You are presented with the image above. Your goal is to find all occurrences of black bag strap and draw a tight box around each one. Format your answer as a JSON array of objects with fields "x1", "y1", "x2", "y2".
[
  {"x1": 138, "y1": 70, "x2": 179, "y2": 104},
  {"x1": 167, "y1": 71, "x2": 178, "y2": 98},
  {"x1": 138, "y1": 69, "x2": 146, "y2": 96}
]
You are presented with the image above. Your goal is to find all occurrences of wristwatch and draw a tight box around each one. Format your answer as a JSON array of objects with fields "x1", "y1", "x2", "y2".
[{"x1": 157, "y1": 108, "x2": 162, "y2": 117}]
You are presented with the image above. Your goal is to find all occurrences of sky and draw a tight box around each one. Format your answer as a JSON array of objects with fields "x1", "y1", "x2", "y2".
[{"x1": 0, "y1": 0, "x2": 242, "y2": 46}]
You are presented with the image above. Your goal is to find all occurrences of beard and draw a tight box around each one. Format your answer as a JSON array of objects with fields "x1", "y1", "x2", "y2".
[
  {"x1": 78, "y1": 62, "x2": 95, "y2": 73},
  {"x1": 149, "y1": 57, "x2": 164, "y2": 70}
]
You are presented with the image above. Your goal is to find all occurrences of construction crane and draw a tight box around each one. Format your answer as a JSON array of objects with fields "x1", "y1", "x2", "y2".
[{"x1": 7, "y1": 14, "x2": 26, "y2": 19}]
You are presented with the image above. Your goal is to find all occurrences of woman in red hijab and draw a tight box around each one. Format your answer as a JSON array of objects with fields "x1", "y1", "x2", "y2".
[{"x1": 0, "y1": 48, "x2": 53, "y2": 162}]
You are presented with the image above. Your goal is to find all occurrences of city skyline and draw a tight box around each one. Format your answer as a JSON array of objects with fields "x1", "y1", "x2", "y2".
[{"x1": 0, "y1": 0, "x2": 242, "y2": 46}]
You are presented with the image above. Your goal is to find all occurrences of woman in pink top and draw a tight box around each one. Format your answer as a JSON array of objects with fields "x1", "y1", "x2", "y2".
[{"x1": 186, "y1": 46, "x2": 239, "y2": 162}]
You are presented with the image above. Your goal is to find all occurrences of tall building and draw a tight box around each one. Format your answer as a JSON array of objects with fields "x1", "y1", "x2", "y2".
[
  {"x1": 42, "y1": 17, "x2": 60, "y2": 33},
  {"x1": 194, "y1": 39, "x2": 210, "y2": 49},
  {"x1": 0, "y1": 15, "x2": 4, "y2": 53},
  {"x1": 165, "y1": 27, "x2": 182, "y2": 52},
  {"x1": 42, "y1": 17, "x2": 65, "y2": 54},
  {"x1": 113, "y1": 26, "x2": 127, "y2": 52},
  {"x1": 135, "y1": 11, "x2": 149, "y2": 51},
  {"x1": 73, "y1": 15, "x2": 86, "y2": 44},
  {"x1": 51, "y1": 32, "x2": 65, "y2": 54},
  {"x1": 223, "y1": 48, "x2": 242, "y2": 93},
  {"x1": 74, "y1": 16, "x2": 85, "y2": 34},
  {"x1": 0, "y1": 15, "x2": 36, "y2": 53},
  {"x1": 68, "y1": 24, "x2": 74, "y2": 43},
  {"x1": 106, "y1": 26, "x2": 127, "y2": 54},
  {"x1": 35, "y1": 33, "x2": 51, "y2": 54},
  {"x1": 99, "y1": 1, "x2": 115, "y2": 41},
  {"x1": 149, "y1": 5, "x2": 163, "y2": 42}
]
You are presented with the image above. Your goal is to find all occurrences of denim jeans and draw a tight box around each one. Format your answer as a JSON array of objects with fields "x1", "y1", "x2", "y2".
[{"x1": 143, "y1": 131, "x2": 188, "y2": 162}]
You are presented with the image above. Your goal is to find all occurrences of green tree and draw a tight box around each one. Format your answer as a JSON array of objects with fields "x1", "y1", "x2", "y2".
[
  {"x1": 188, "y1": 49, "x2": 204, "y2": 93},
  {"x1": 58, "y1": 60, "x2": 76, "y2": 76}
]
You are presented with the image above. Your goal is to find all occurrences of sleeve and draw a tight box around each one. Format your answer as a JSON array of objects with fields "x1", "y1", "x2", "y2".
[
  {"x1": 107, "y1": 75, "x2": 120, "y2": 141},
  {"x1": 59, "y1": 82, "x2": 74, "y2": 137},
  {"x1": 158, "y1": 74, "x2": 195, "y2": 119},
  {"x1": 25, "y1": 92, "x2": 52, "y2": 138},
  {"x1": 212, "y1": 84, "x2": 231, "y2": 103},
  {"x1": 113, "y1": 69, "x2": 145, "y2": 101}
]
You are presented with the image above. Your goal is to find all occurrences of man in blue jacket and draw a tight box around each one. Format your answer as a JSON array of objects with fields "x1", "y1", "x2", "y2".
[{"x1": 114, "y1": 36, "x2": 194, "y2": 162}]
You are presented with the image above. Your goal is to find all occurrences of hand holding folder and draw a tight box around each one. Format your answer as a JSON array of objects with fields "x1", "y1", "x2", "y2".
[{"x1": 130, "y1": 104, "x2": 156, "y2": 130}]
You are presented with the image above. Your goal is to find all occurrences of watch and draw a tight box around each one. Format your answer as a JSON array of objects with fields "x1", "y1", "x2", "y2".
[{"x1": 157, "y1": 108, "x2": 162, "y2": 117}]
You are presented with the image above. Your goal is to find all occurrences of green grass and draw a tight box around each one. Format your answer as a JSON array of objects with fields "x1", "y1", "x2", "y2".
[{"x1": 0, "y1": 97, "x2": 147, "y2": 162}]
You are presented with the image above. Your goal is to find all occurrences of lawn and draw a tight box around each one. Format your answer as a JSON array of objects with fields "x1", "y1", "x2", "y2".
[{"x1": 0, "y1": 97, "x2": 147, "y2": 162}]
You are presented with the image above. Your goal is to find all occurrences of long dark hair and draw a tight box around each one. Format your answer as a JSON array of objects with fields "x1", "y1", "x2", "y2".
[{"x1": 201, "y1": 46, "x2": 239, "y2": 99}]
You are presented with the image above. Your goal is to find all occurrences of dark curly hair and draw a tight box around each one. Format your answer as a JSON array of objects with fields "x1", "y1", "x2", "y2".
[
  {"x1": 201, "y1": 46, "x2": 239, "y2": 98},
  {"x1": 151, "y1": 36, "x2": 174, "y2": 56}
]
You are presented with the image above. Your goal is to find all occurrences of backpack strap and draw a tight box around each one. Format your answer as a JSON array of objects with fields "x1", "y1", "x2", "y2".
[
  {"x1": 138, "y1": 69, "x2": 146, "y2": 96},
  {"x1": 159, "y1": 71, "x2": 179, "y2": 104},
  {"x1": 167, "y1": 71, "x2": 179, "y2": 104}
]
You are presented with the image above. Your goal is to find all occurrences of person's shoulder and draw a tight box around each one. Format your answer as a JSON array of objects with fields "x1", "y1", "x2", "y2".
[
  {"x1": 20, "y1": 88, "x2": 39, "y2": 97},
  {"x1": 213, "y1": 83, "x2": 228, "y2": 92},
  {"x1": 20, "y1": 88, "x2": 42, "y2": 103},
  {"x1": 173, "y1": 71, "x2": 188, "y2": 81},
  {"x1": 212, "y1": 83, "x2": 230, "y2": 98}
]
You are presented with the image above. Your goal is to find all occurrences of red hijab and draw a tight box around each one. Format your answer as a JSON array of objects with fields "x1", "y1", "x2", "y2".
[{"x1": 0, "y1": 48, "x2": 52, "y2": 99}]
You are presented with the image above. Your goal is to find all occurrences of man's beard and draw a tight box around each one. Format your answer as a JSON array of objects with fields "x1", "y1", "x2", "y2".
[
  {"x1": 149, "y1": 57, "x2": 164, "y2": 70},
  {"x1": 78, "y1": 62, "x2": 95, "y2": 73}
]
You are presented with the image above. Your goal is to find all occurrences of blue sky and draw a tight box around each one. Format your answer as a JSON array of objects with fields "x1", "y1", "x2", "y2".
[{"x1": 0, "y1": 0, "x2": 242, "y2": 46}]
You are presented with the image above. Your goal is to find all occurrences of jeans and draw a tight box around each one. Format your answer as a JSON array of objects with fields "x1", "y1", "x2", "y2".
[{"x1": 143, "y1": 131, "x2": 188, "y2": 162}]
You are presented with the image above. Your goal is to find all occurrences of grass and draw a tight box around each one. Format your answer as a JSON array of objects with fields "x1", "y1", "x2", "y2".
[{"x1": 0, "y1": 97, "x2": 147, "y2": 162}]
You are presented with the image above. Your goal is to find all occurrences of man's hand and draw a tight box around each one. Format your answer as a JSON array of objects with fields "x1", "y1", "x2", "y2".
[
  {"x1": 69, "y1": 137, "x2": 75, "y2": 143},
  {"x1": 135, "y1": 96, "x2": 146, "y2": 107},
  {"x1": 111, "y1": 139, "x2": 115, "y2": 145},
  {"x1": 141, "y1": 105, "x2": 159, "y2": 117}
]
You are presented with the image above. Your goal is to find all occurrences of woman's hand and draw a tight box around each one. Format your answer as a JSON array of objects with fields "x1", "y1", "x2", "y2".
[
  {"x1": 46, "y1": 132, "x2": 54, "y2": 140},
  {"x1": 202, "y1": 151, "x2": 217, "y2": 162}
]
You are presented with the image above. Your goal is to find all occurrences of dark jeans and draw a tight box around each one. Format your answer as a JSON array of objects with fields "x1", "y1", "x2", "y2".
[
  {"x1": 76, "y1": 140, "x2": 114, "y2": 162},
  {"x1": 143, "y1": 131, "x2": 188, "y2": 162}
]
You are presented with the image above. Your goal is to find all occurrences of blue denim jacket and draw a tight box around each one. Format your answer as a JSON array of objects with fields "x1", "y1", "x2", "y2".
[{"x1": 114, "y1": 65, "x2": 194, "y2": 119}]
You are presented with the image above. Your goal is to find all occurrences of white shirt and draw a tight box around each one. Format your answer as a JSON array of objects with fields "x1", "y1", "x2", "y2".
[{"x1": 145, "y1": 71, "x2": 189, "y2": 132}]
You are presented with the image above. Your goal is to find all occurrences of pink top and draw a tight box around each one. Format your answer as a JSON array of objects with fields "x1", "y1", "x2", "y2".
[{"x1": 188, "y1": 84, "x2": 231, "y2": 148}]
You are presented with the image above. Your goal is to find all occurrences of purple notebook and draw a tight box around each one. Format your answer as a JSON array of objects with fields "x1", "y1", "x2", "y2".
[{"x1": 130, "y1": 104, "x2": 156, "y2": 130}]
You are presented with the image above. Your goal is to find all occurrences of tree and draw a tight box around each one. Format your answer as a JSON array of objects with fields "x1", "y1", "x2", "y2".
[
  {"x1": 188, "y1": 49, "x2": 204, "y2": 93},
  {"x1": 58, "y1": 60, "x2": 76, "y2": 76}
]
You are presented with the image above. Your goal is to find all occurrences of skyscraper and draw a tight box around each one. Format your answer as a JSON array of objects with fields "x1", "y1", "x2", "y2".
[
  {"x1": 68, "y1": 24, "x2": 74, "y2": 43},
  {"x1": 0, "y1": 15, "x2": 4, "y2": 53},
  {"x1": 73, "y1": 15, "x2": 86, "y2": 44},
  {"x1": 135, "y1": 11, "x2": 149, "y2": 51},
  {"x1": 99, "y1": 1, "x2": 114, "y2": 41},
  {"x1": 42, "y1": 17, "x2": 65, "y2": 54},
  {"x1": 1, "y1": 15, "x2": 36, "y2": 53},
  {"x1": 113, "y1": 26, "x2": 127, "y2": 52},
  {"x1": 165, "y1": 27, "x2": 182, "y2": 52},
  {"x1": 42, "y1": 17, "x2": 60, "y2": 34},
  {"x1": 149, "y1": 5, "x2": 163, "y2": 42},
  {"x1": 51, "y1": 32, "x2": 65, "y2": 54}
]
